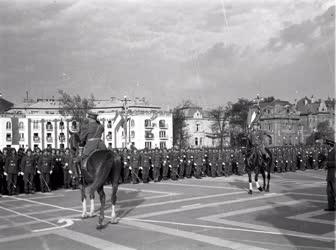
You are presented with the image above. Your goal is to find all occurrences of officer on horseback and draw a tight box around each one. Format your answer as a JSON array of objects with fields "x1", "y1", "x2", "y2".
[{"x1": 78, "y1": 111, "x2": 107, "y2": 171}]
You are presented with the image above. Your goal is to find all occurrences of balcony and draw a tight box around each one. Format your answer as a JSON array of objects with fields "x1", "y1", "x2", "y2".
[
  {"x1": 107, "y1": 124, "x2": 112, "y2": 129},
  {"x1": 33, "y1": 137, "x2": 40, "y2": 143},
  {"x1": 106, "y1": 135, "x2": 112, "y2": 141},
  {"x1": 145, "y1": 133, "x2": 154, "y2": 140},
  {"x1": 159, "y1": 124, "x2": 168, "y2": 129},
  {"x1": 19, "y1": 137, "x2": 25, "y2": 142},
  {"x1": 46, "y1": 137, "x2": 53, "y2": 143},
  {"x1": 159, "y1": 135, "x2": 169, "y2": 140},
  {"x1": 6, "y1": 137, "x2": 12, "y2": 142},
  {"x1": 59, "y1": 125, "x2": 65, "y2": 130},
  {"x1": 59, "y1": 136, "x2": 66, "y2": 142},
  {"x1": 46, "y1": 125, "x2": 53, "y2": 131}
]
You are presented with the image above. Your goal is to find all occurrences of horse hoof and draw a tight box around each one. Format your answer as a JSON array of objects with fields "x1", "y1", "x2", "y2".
[
  {"x1": 96, "y1": 223, "x2": 104, "y2": 230},
  {"x1": 89, "y1": 213, "x2": 97, "y2": 218},
  {"x1": 258, "y1": 187, "x2": 263, "y2": 192},
  {"x1": 248, "y1": 190, "x2": 252, "y2": 195},
  {"x1": 81, "y1": 213, "x2": 89, "y2": 219},
  {"x1": 265, "y1": 188, "x2": 270, "y2": 192},
  {"x1": 110, "y1": 216, "x2": 119, "y2": 224}
]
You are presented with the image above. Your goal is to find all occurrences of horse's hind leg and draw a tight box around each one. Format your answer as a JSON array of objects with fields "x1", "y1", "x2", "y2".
[
  {"x1": 96, "y1": 186, "x2": 105, "y2": 230},
  {"x1": 265, "y1": 166, "x2": 271, "y2": 192},
  {"x1": 81, "y1": 186, "x2": 88, "y2": 218},
  {"x1": 110, "y1": 183, "x2": 119, "y2": 224},
  {"x1": 248, "y1": 171, "x2": 253, "y2": 195}
]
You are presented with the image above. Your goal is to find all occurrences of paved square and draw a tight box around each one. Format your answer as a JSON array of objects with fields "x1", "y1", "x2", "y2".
[{"x1": 0, "y1": 169, "x2": 335, "y2": 250}]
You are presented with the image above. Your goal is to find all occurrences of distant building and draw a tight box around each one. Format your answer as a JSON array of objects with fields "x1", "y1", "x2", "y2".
[
  {"x1": 0, "y1": 97, "x2": 172, "y2": 150},
  {"x1": 296, "y1": 96, "x2": 335, "y2": 141},
  {"x1": 248, "y1": 96, "x2": 335, "y2": 146},
  {"x1": 248, "y1": 99, "x2": 302, "y2": 146},
  {"x1": 180, "y1": 104, "x2": 229, "y2": 148}
]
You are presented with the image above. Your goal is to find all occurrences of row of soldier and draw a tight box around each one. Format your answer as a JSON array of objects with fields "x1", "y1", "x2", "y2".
[{"x1": 0, "y1": 145, "x2": 328, "y2": 195}]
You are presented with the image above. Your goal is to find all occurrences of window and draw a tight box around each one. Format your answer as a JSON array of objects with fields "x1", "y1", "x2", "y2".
[
  {"x1": 71, "y1": 121, "x2": 77, "y2": 130},
  {"x1": 19, "y1": 121, "x2": 24, "y2": 130},
  {"x1": 196, "y1": 123, "x2": 200, "y2": 132},
  {"x1": 47, "y1": 133, "x2": 52, "y2": 142},
  {"x1": 145, "y1": 142, "x2": 152, "y2": 149},
  {"x1": 106, "y1": 131, "x2": 112, "y2": 140},
  {"x1": 19, "y1": 133, "x2": 24, "y2": 141},
  {"x1": 145, "y1": 119, "x2": 151, "y2": 128},
  {"x1": 59, "y1": 133, "x2": 65, "y2": 141},
  {"x1": 145, "y1": 131, "x2": 154, "y2": 139},
  {"x1": 122, "y1": 142, "x2": 125, "y2": 148},
  {"x1": 6, "y1": 121, "x2": 11, "y2": 130},
  {"x1": 108, "y1": 143, "x2": 112, "y2": 148},
  {"x1": 121, "y1": 130, "x2": 124, "y2": 137},
  {"x1": 212, "y1": 139, "x2": 215, "y2": 146},
  {"x1": 33, "y1": 120, "x2": 39, "y2": 129},
  {"x1": 195, "y1": 137, "x2": 198, "y2": 146},
  {"x1": 200, "y1": 137, "x2": 203, "y2": 146},
  {"x1": 34, "y1": 145, "x2": 38, "y2": 149},
  {"x1": 160, "y1": 142, "x2": 166, "y2": 149},
  {"x1": 59, "y1": 121, "x2": 64, "y2": 129},
  {"x1": 107, "y1": 120, "x2": 112, "y2": 128},
  {"x1": 60, "y1": 144, "x2": 64, "y2": 149},
  {"x1": 131, "y1": 130, "x2": 135, "y2": 138},
  {"x1": 46, "y1": 121, "x2": 53, "y2": 130},
  {"x1": 159, "y1": 131, "x2": 166, "y2": 138},
  {"x1": 159, "y1": 120, "x2": 166, "y2": 128},
  {"x1": 131, "y1": 119, "x2": 135, "y2": 127},
  {"x1": 47, "y1": 144, "x2": 52, "y2": 148},
  {"x1": 6, "y1": 133, "x2": 11, "y2": 141}
]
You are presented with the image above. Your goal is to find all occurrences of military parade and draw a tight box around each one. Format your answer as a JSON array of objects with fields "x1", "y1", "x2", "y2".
[{"x1": 0, "y1": 143, "x2": 331, "y2": 196}]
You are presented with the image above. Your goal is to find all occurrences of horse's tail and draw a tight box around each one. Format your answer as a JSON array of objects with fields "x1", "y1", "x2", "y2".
[{"x1": 88, "y1": 151, "x2": 115, "y2": 194}]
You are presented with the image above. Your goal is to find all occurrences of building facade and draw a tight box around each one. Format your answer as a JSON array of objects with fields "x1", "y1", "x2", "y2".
[
  {"x1": 248, "y1": 97, "x2": 335, "y2": 146},
  {"x1": 180, "y1": 105, "x2": 230, "y2": 148},
  {"x1": 0, "y1": 97, "x2": 173, "y2": 150}
]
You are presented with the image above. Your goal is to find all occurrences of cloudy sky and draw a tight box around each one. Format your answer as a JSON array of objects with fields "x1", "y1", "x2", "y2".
[{"x1": 0, "y1": 0, "x2": 334, "y2": 108}]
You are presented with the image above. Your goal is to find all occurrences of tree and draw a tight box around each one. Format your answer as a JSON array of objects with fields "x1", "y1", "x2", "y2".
[
  {"x1": 58, "y1": 90, "x2": 95, "y2": 123},
  {"x1": 228, "y1": 98, "x2": 251, "y2": 131},
  {"x1": 172, "y1": 101, "x2": 192, "y2": 149},
  {"x1": 306, "y1": 120, "x2": 335, "y2": 144},
  {"x1": 209, "y1": 105, "x2": 230, "y2": 151}
]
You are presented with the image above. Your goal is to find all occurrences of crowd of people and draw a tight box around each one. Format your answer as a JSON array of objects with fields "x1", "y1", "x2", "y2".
[{"x1": 0, "y1": 144, "x2": 329, "y2": 196}]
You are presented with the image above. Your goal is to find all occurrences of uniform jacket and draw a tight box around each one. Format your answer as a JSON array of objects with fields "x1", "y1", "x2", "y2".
[
  {"x1": 20, "y1": 155, "x2": 35, "y2": 174},
  {"x1": 326, "y1": 147, "x2": 335, "y2": 182},
  {"x1": 38, "y1": 156, "x2": 53, "y2": 173},
  {"x1": 5, "y1": 155, "x2": 18, "y2": 174},
  {"x1": 80, "y1": 119, "x2": 106, "y2": 157}
]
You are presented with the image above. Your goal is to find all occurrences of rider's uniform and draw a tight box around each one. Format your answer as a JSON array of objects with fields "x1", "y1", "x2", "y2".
[{"x1": 79, "y1": 117, "x2": 106, "y2": 165}]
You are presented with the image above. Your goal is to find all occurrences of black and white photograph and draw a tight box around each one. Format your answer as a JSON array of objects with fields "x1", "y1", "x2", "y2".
[{"x1": 0, "y1": 0, "x2": 335, "y2": 249}]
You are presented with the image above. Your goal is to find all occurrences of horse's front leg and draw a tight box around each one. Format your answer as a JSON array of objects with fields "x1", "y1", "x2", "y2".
[
  {"x1": 255, "y1": 171, "x2": 263, "y2": 192},
  {"x1": 81, "y1": 186, "x2": 88, "y2": 218},
  {"x1": 96, "y1": 186, "x2": 105, "y2": 229},
  {"x1": 265, "y1": 167, "x2": 271, "y2": 192},
  {"x1": 89, "y1": 193, "x2": 95, "y2": 217},
  {"x1": 110, "y1": 184, "x2": 119, "y2": 224}
]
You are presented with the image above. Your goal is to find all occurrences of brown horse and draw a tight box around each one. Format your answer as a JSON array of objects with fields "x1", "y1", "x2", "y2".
[
  {"x1": 244, "y1": 136, "x2": 272, "y2": 194},
  {"x1": 69, "y1": 133, "x2": 122, "y2": 229}
]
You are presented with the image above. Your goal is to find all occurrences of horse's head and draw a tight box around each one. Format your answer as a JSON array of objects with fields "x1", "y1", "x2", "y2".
[{"x1": 69, "y1": 132, "x2": 81, "y2": 154}]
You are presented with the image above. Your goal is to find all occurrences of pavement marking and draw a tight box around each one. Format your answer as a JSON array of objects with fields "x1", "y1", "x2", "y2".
[
  {"x1": 128, "y1": 193, "x2": 284, "y2": 219},
  {"x1": 290, "y1": 192, "x2": 327, "y2": 197},
  {"x1": 56, "y1": 228, "x2": 135, "y2": 250},
  {"x1": 124, "y1": 217, "x2": 335, "y2": 243},
  {"x1": 199, "y1": 199, "x2": 334, "y2": 242},
  {"x1": 110, "y1": 186, "x2": 181, "y2": 195},
  {"x1": 0, "y1": 204, "x2": 58, "y2": 228},
  {"x1": 199, "y1": 200, "x2": 303, "y2": 219},
  {"x1": 122, "y1": 219, "x2": 268, "y2": 250},
  {"x1": 287, "y1": 209, "x2": 336, "y2": 225},
  {"x1": 156, "y1": 182, "x2": 242, "y2": 190},
  {"x1": 0, "y1": 194, "x2": 65, "y2": 204},
  {"x1": 181, "y1": 203, "x2": 201, "y2": 208}
]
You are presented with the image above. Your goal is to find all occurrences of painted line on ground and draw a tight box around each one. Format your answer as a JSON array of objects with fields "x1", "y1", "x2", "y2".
[
  {"x1": 0, "y1": 194, "x2": 65, "y2": 204},
  {"x1": 200, "y1": 200, "x2": 303, "y2": 219},
  {"x1": 111, "y1": 186, "x2": 181, "y2": 195},
  {"x1": 181, "y1": 203, "x2": 201, "y2": 208},
  {"x1": 56, "y1": 228, "x2": 135, "y2": 250},
  {"x1": 0, "y1": 204, "x2": 58, "y2": 229},
  {"x1": 123, "y1": 217, "x2": 334, "y2": 242},
  {"x1": 121, "y1": 219, "x2": 268, "y2": 250},
  {"x1": 290, "y1": 192, "x2": 327, "y2": 197},
  {"x1": 128, "y1": 193, "x2": 284, "y2": 219},
  {"x1": 287, "y1": 209, "x2": 336, "y2": 225},
  {"x1": 156, "y1": 182, "x2": 242, "y2": 190}
]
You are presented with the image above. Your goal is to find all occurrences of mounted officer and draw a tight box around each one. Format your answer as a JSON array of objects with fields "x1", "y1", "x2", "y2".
[{"x1": 79, "y1": 111, "x2": 107, "y2": 171}]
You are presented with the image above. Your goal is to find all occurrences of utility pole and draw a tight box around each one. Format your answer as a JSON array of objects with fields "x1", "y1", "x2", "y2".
[{"x1": 120, "y1": 96, "x2": 131, "y2": 147}]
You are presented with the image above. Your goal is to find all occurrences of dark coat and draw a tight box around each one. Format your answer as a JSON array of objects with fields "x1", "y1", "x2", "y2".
[{"x1": 326, "y1": 147, "x2": 335, "y2": 182}]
